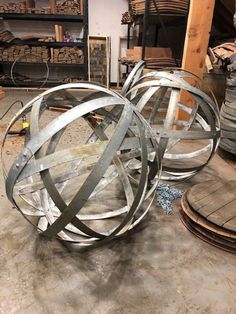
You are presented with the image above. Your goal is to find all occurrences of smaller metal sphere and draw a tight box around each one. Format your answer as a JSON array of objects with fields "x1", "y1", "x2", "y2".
[{"x1": 125, "y1": 68, "x2": 221, "y2": 180}]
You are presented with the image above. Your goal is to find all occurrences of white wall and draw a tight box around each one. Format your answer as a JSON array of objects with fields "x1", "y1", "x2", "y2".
[{"x1": 88, "y1": 0, "x2": 128, "y2": 83}]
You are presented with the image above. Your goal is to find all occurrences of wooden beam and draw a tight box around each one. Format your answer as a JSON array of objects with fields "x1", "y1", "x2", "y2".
[
  {"x1": 178, "y1": 0, "x2": 215, "y2": 120},
  {"x1": 182, "y1": 0, "x2": 215, "y2": 80}
]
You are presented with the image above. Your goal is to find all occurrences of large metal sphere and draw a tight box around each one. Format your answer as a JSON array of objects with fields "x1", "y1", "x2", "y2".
[{"x1": 2, "y1": 83, "x2": 160, "y2": 247}]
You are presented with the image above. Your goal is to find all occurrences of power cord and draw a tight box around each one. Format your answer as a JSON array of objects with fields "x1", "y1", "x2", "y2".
[
  {"x1": 0, "y1": 100, "x2": 29, "y2": 136},
  {"x1": 0, "y1": 100, "x2": 23, "y2": 120}
]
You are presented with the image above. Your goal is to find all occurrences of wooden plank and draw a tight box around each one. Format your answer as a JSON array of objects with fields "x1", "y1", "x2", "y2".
[
  {"x1": 49, "y1": 0, "x2": 57, "y2": 14},
  {"x1": 178, "y1": 0, "x2": 216, "y2": 120},
  {"x1": 207, "y1": 199, "x2": 236, "y2": 230},
  {"x1": 187, "y1": 180, "x2": 236, "y2": 215},
  {"x1": 224, "y1": 216, "x2": 236, "y2": 231},
  {"x1": 180, "y1": 208, "x2": 236, "y2": 254},
  {"x1": 0, "y1": 89, "x2": 5, "y2": 99},
  {"x1": 186, "y1": 180, "x2": 236, "y2": 233},
  {"x1": 181, "y1": 194, "x2": 236, "y2": 239},
  {"x1": 55, "y1": 25, "x2": 60, "y2": 42},
  {"x1": 80, "y1": 0, "x2": 84, "y2": 15},
  {"x1": 58, "y1": 25, "x2": 63, "y2": 42},
  {"x1": 186, "y1": 180, "x2": 224, "y2": 203},
  {"x1": 181, "y1": 0, "x2": 216, "y2": 75}
]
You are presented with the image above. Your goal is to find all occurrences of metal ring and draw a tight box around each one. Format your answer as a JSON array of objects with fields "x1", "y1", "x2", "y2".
[{"x1": 10, "y1": 53, "x2": 49, "y2": 88}]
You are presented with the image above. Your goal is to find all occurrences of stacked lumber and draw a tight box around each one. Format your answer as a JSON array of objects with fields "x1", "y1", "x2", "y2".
[
  {"x1": 145, "y1": 57, "x2": 179, "y2": 68},
  {"x1": 207, "y1": 43, "x2": 236, "y2": 71},
  {"x1": 28, "y1": 7, "x2": 51, "y2": 14},
  {"x1": 0, "y1": 1, "x2": 81, "y2": 15},
  {"x1": 63, "y1": 77, "x2": 82, "y2": 83},
  {"x1": 119, "y1": 57, "x2": 136, "y2": 66},
  {"x1": 129, "y1": 0, "x2": 189, "y2": 16},
  {"x1": 51, "y1": 47, "x2": 84, "y2": 63},
  {"x1": 220, "y1": 69, "x2": 236, "y2": 155},
  {"x1": 121, "y1": 11, "x2": 134, "y2": 24},
  {"x1": 120, "y1": 57, "x2": 179, "y2": 67},
  {"x1": 56, "y1": 0, "x2": 81, "y2": 15},
  {"x1": 0, "y1": 2, "x2": 26, "y2": 13},
  {"x1": 0, "y1": 45, "x2": 49, "y2": 62}
]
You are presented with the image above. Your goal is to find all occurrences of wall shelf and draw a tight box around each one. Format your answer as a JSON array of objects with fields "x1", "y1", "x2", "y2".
[
  {"x1": 0, "y1": 40, "x2": 85, "y2": 48},
  {"x1": 0, "y1": 61, "x2": 87, "y2": 67},
  {"x1": 0, "y1": 0, "x2": 88, "y2": 88},
  {"x1": 0, "y1": 13, "x2": 85, "y2": 22}
]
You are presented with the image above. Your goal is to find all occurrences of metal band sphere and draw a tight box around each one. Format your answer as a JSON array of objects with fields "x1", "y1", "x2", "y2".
[
  {"x1": 2, "y1": 83, "x2": 160, "y2": 247},
  {"x1": 125, "y1": 69, "x2": 221, "y2": 180}
]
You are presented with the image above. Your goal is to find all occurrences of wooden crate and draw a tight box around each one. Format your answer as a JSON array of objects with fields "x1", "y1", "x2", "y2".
[{"x1": 88, "y1": 35, "x2": 111, "y2": 88}]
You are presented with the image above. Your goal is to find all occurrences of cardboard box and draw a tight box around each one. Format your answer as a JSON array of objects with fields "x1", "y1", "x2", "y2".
[
  {"x1": 127, "y1": 46, "x2": 172, "y2": 61},
  {"x1": 145, "y1": 47, "x2": 172, "y2": 58},
  {"x1": 126, "y1": 49, "x2": 134, "y2": 58}
]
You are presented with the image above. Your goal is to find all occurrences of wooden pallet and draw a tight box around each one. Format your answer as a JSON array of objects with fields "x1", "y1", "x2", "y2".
[{"x1": 180, "y1": 180, "x2": 236, "y2": 253}]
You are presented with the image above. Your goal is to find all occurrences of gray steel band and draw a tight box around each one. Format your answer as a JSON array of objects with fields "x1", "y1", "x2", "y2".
[{"x1": 5, "y1": 97, "x2": 128, "y2": 200}]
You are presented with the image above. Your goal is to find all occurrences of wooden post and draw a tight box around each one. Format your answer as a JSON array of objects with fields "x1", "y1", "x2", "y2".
[
  {"x1": 182, "y1": 0, "x2": 215, "y2": 80},
  {"x1": 178, "y1": 0, "x2": 216, "y2": 120}
]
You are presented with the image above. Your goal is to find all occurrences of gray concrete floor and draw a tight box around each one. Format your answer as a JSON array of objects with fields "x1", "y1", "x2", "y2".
[{"x1": 0, "y1": 90, "x2": 236, "y2": 314}]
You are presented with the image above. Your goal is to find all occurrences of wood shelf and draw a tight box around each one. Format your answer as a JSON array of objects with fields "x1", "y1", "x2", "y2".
[
  {"x1": 0, "y1": 0, "x2": 89, "y2": 87},
  {"x1": 0, "y1": 40, "x2": 85, "y2": 48},
  {"x1": 0, "y1": 13, "x2": 85, "y2": 22},
  {"x1": 0, "y1": 61, "x2": 87, "y2": 68}
]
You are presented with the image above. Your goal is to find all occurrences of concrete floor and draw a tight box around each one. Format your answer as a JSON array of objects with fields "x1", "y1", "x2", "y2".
[{"x1": 0, "y1": 90, "x2": 236, "y2": 314}]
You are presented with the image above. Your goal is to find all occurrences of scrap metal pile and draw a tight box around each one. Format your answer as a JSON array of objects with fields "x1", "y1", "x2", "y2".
[
  {"x1": 2, "y1": 62, "x2": 221, "y2": 248},
  {"x1": 220, "y1": 66, "x2": 236, "y2": 155},
  {"x1": 206, "y1": 43, "x2": 236, "y2": 71}
]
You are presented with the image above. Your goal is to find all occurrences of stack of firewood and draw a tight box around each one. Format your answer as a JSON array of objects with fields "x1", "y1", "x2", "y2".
[
  {"x1": 0, "y1": 45, "x2": 49, "y2": 62},
  {"x1": 51, "y1": 47, "x2": 84, "y2": 63},
  {"x1": 121, "y1": 11, "x2": 134, "y2": 24},
  {"x1": 63, "y1": 77, "x2": 82, "y2": 83},
  {"x1": 0, "y1": 1, "x2": 82, "y2": 15},
  {"x1": 28, "y1": 7, "x2": 51, "y2": 14},
  {"x1": 38, "y1": 36, "x2": 55, "y2": 42},
  {"x1": 56, "y1": 0, "x2": 81, "y2": 15},
  {"x1": 0, "y1": 2, "x2": 26, "y2": 13},
  {"x1": 31, "y1": 46, "x2": 49, "y2": 61},
  {"x1": 129, "y1": 0, "x2": 188, "y2": 16}
]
